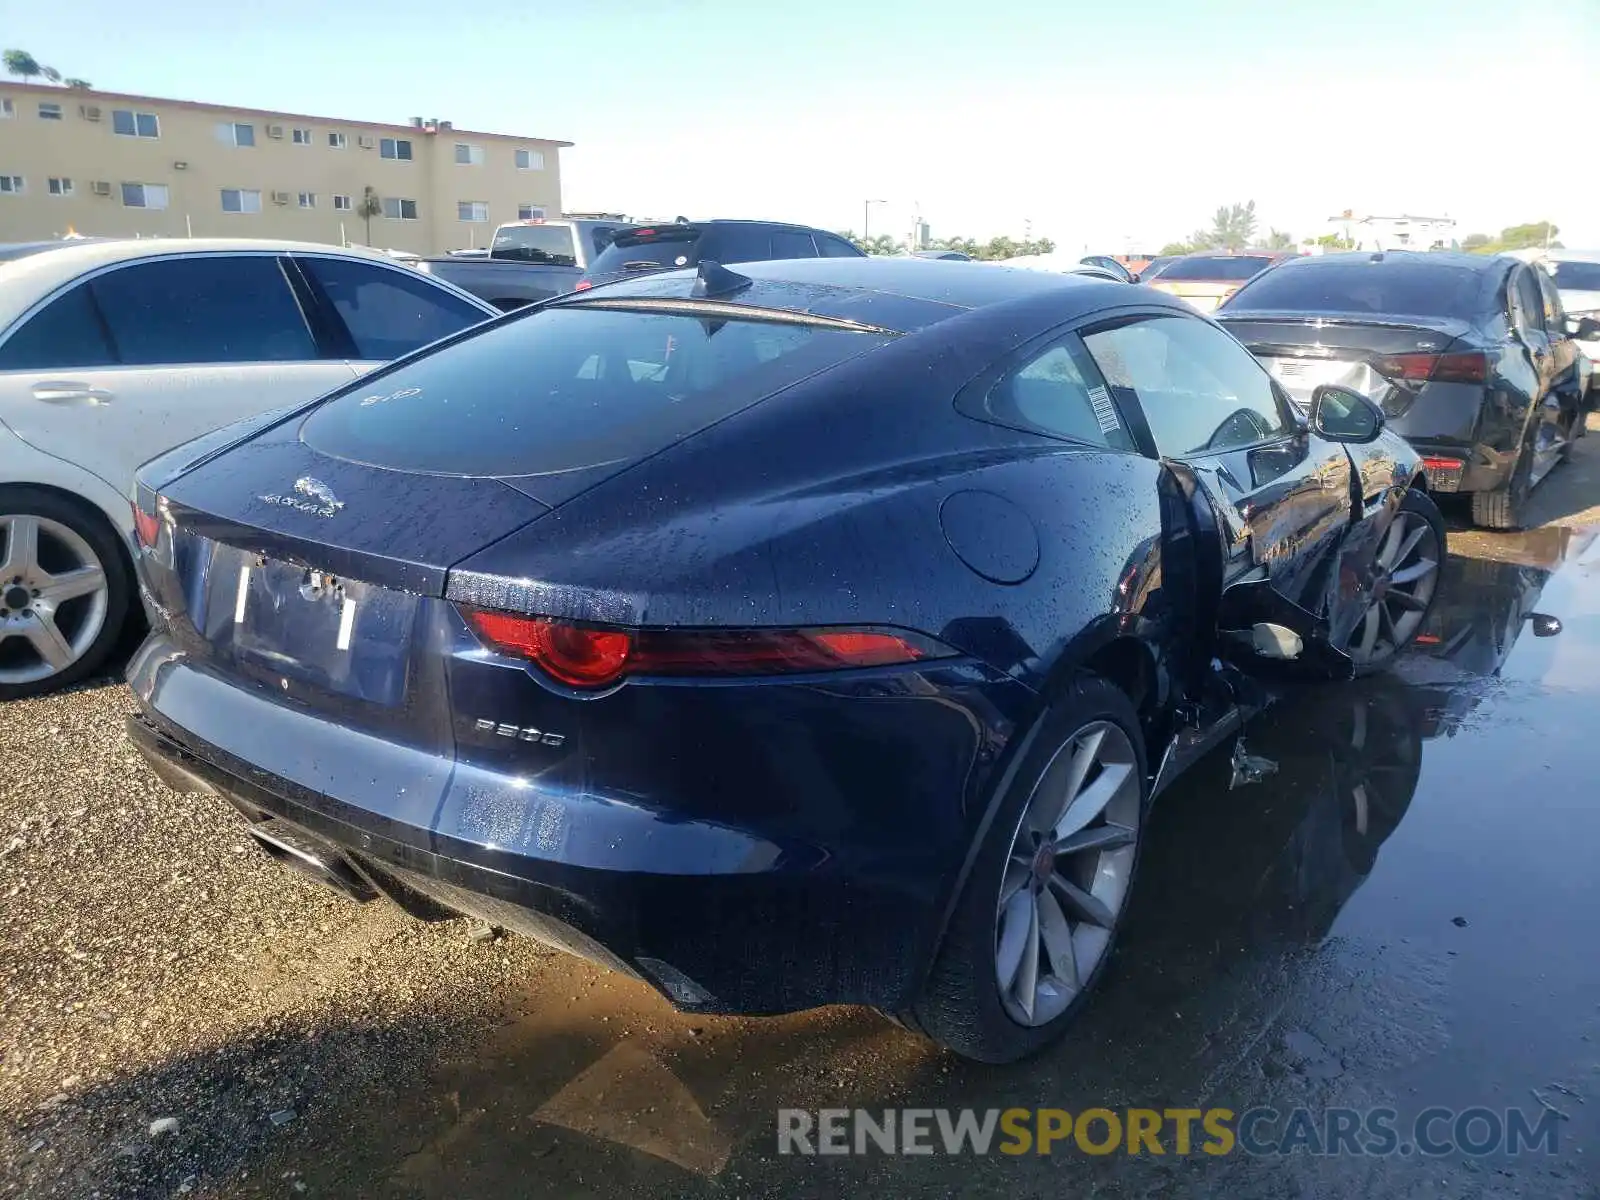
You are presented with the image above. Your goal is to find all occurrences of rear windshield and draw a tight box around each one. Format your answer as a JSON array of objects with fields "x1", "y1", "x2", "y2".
[
  {"x1": 1157, "y1": 256, "x2": 1275, "y2": 282},
  {"x1": 1224, "y1": 261, "x2": 1487, "y2": 318},
  {"x1": 490, "y1": 224, "x2": 577, "y2": 266},
  {"x1": 1553, "y1": 261, "x2": 1600, "y2": 292},
  {"x1": 301, "y1": 306, "x2": 888, "y2": 476},
  {"x1": 588, "y1": 230, "x2": 702, "y2": 275}
]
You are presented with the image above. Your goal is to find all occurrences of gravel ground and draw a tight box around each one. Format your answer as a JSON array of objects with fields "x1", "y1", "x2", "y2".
[{"x1": 0, "y1": 685, "x2": 555, "y2": 1198}]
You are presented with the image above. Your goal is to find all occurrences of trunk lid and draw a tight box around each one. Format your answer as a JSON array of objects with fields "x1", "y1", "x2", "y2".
[{"x1": 1217, "y1": 312, "x2": 1477, "y2": 409}]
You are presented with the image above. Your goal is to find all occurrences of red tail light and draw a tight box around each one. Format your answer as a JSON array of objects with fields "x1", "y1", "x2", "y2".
[
  {"x1": 1374, "y1": 351, "x2": 1489, "y2": 384},
  {"x1": 462, "y1": 610, "x2": 950, "y2": 688},
  {"x1": 573, "y1": 279, "x2": 593, "y2": 291},
  {"x1": 132, "y1": 501, "x2": 161, "y2": 549}
]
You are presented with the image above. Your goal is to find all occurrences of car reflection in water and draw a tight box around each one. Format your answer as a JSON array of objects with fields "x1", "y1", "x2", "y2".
[{"x1": 1129, "y1": 546, "x2": 1562, "y2": 957}]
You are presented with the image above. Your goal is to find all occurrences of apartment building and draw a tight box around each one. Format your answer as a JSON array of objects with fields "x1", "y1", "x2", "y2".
[{"x1": 0, "y1": 83, "x2": 570, "y2": 254}]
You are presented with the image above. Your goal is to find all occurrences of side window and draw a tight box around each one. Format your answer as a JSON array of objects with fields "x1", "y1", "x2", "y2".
[
  {"x1": 707, "y1": 226, "x2": 772, "y2": 263},
  {"x1": 979, "y1": 338, "x2": 1135, "y2": 451},
  {"x1": 1082, "y1": 315, "x2": 1290, "y2": 457},
  {"x1": 769, "y1": 230, "x2": 818, "y2": 259},
  {"x1": 90, "y1": 256, "x2": 317, "y2": 365},
  {"x1": 0, "y1": 283, "x2": 117, "y2": 370},
  {"x1": 299, "y1": 257, "x2": 487, "y2": 360},
  {"x1": 588, "y1": 225, "x2": 620, "y2": 258},
  {"x1": 817, "y1": 234, "x2": 861, "y2": 258},
  {"x1": 1511, "y1": 268, "x2": 1546, "y2": 338}
]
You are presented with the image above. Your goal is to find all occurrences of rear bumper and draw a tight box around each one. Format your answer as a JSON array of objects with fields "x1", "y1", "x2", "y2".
[
  {"x1": 1386, "y1": 381, "x2": 1519, "y2": 495},
  {"x1": 126, "y1": 634, "x2": 1024, "y2": 1014}
]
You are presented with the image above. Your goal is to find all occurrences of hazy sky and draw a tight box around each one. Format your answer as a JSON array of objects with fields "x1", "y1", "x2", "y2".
[{"x1": 7, "y1": 0, "x2": 1598, "y2": 250}]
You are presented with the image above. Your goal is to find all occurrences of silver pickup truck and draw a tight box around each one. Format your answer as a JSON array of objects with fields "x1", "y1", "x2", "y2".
[{"x1": 415, "y1": 216, "x2": 633, "y2": 311}]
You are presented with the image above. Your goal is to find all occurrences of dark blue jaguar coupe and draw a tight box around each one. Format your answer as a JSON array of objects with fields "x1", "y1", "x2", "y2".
[{"x1": 126, "y1": 258, "x2": 1443, "y2": 1062}]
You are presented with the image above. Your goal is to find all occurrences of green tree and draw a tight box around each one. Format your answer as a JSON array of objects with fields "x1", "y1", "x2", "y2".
[
  {"x1": 1465, "y1": 221, "x2": 1562, "y2": 255},
  {"x1": 40, "y1": 65, "x2": 60, "y2": 83},
  {"x1": 1461, "y1": 233, "x2": 1491, "y2": 251},
  {"x1": 356, "y1": 187, "x2": 383, "y2": 246},
  {"x1": 1158, "y1": 241, "x2": 1198, "y2": 256},
  {"x1": 63, "y1": 78, "x2": 91, "y2": 89},
  {"x1": 1315, "y1": 233, "x2": 1355, "y2": 250},
  {"x1": 3, "y1": 49, "x2": 42, "y2": 81},
  {"x1": 1265, "y1": 228, "x2": 1294, "y2": 250},
  {"x1": 1206, "y1": 201, "x2": 1258, "y2": 251}
]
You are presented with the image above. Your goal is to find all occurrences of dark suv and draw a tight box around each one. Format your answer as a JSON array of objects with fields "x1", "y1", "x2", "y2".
[{"x1": 577, "y1": 220, "x2": 863, "y2": 289}]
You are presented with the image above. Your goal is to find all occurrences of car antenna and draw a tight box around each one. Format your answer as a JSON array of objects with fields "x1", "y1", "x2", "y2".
[{"x1": 692, "y1": 260, "x2": 752, "y2": 299}]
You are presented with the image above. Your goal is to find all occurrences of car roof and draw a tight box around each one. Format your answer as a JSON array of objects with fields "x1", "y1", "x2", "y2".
[
  {"x1": 567, "y1": 256, "x2": 1167, "y2": 333},
  {"x1": 0, "y1": 237, "x2": 487, "y2": 331}
]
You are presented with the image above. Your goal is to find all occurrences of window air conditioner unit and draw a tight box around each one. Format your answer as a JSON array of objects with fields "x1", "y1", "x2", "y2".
[
  {"x1": 91, "y1": 180, "x2": 112, "y2": 196},
  {"x1": 357, "y1": 135, "x2": 375, "y2": 149},
  {"x1": 266, "y1": 124, "x2": 284, "y2": 138},
  {"x1": 271, "y1": 190, "x2": 290, "y2": 205},
  {"x1": 80, "y1": 105, "x2": 102, "y2": 121}
]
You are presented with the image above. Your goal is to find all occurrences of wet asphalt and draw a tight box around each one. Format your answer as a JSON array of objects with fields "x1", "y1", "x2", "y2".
[{"x1": 5, "y1": 444, "x2": 1600, "y2": 1198}]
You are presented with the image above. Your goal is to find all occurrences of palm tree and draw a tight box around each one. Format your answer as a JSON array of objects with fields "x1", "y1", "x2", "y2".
[
  {"x1": 40, "y1": 65, "x2": 60, "y2": 83},
  {"x1": 357, "y1": 187, "x2": 383, "y2": 246},
  {"x1": 63, "y1": 78, "x2": 92, "y2": 89},
  {"x1": 1265, "y1": 228, "x2": 1295, "y2": 250},
  {"x1": 3, "y1": 49, "x2": 42, "y2": 81}
]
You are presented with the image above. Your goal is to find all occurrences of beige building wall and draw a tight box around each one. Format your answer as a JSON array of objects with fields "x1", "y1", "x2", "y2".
[{"x1": 0, "y1": 84, "x2": 569, "y2": 254}]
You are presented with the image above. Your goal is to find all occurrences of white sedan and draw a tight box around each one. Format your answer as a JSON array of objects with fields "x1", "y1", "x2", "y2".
[{"x1": 0, "y1": 238, "x2": 498, "y2": 698}]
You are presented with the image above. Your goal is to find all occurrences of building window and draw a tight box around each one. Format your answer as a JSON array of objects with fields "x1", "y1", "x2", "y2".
[
  {"x1": 291, "y1": 127, "x2": 313, "y2": 145},
  {"x1": 112, "y1": 109, "x2": 160, "y2": 138},
  {"x1": 454, "y1": 142, "x2": 485, "y2": 166},
  {"x1": 221, "y1": 188, "x2": 262, "y2": 214},
  {"x1": 458, "y1": 201, "x2": 489, "y2": 222},
  {"x1": 381, "y1": 197, "x2": 418, "y2": 220},
  {"x1": 0, "y1": 176, "x2": 23, "y2": 195},
  {"x1": 38, "y1": 102, "x2": 62, "y2": 120},
  {"x1": 515, "y1": 148, "x2": 543, "y2": 170},
  {"x1": 332, "y1": 193, "x2": 352, "y2": 211},
  {"x1": 297, "y1": 191, "x2": 316, "y2": 209},
  {"x1": 121, "y1": 183, "x2": 169, "y2": 209},
  {"x1": 1, "y1": 99, "x2": 14, "y2": 118},
  {"x1": 379, "y1": 137, "x2": 413, "y2": 161},
  {"x1": 218, "y1": 121, "x2": 254, "y2": 147},
  {"x1": 517, "y1": 204, "x2": 545, "y2": 221},
  {"x1": 328, "y1": 131, "x2": 347, "y2": 149},
  {"x1": 48, "y1": 177, "x2": 73, "y2": 196}
]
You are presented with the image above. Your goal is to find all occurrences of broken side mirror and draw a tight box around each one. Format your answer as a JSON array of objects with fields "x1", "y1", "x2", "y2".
[
  {"x1": 1570, "y1": 316, "x2": 1600, "y2": 341},
  {"x1": 1309, "y1": 384, "x2": 1385, "y2": 444}
]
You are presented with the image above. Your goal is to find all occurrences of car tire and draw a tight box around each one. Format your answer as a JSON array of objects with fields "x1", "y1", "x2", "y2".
[
  {"x1": 1470, "y1": 438, "x2": 1533, "y2": 530},
  {"x1": 898, "y1": 674, "x2": 1147, "y2": 1064},
  {"x1": 1348, "y1": 488, "x2": 1446, "y2": 677},
  {"x1": 0, "y1": 487, "x2": 131, "y2": 701}
]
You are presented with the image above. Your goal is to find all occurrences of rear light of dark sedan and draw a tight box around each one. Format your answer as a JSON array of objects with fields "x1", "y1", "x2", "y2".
[
  {"x1": 1374, "y1": 351, "x2": 1490, "y2": 385},
  {"x1": 132, "y1": 500, "x2": 162, "y2": 549},
  {"x1": 461, "y1": 609, "x2": 954, "y2": 688}
]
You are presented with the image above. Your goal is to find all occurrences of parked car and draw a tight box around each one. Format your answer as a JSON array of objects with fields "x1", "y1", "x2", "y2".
[
  {"x1": 996, "y1": 251, "x2": 1128, "y2": 281},
  {"x1": 911, "y1": 249, "x2": 973, "y2": 261},
  {"x1": 128, "y1": 256, "x2": 1442, "y2": 1064},
  {"x1": 1078, "y1": 255, "x2": 1136, "y2": 283},
  {"x1": 1538, "y1": 250, "x2": 1600, "y2": 376},
  {"x1": 1135, "y1": 255, "x2": 1180, "y2": 283},
  {"x1": 576, "y1": 220, "x2": 863, "y2": 289},
  {"x1": 416, "y1": 217, "x2": 634, "y2": 310},
  {"x1": 1217, "y1": 251, "x2": 1598, "y2": 529},
  {"x1": 1145, "y1": 251, "x2": 1291, "y2": 312},
  {"x1": 0, "y1": 238, "x2": 497, "y2": 698}
]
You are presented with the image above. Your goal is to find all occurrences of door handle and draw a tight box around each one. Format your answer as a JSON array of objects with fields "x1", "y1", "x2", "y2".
[{"x1": 31, "y1": 382, "x2": 113, "y2": 405}]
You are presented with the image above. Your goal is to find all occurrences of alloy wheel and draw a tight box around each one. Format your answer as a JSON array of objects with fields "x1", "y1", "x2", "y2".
[
  {"x1": 994, "y1": 720, "x2": 1140, "y2": 1027},
  {"x1": 1348, "y1": 510, "x2": 1441, "y2": 665},
  {"x1": 0, "y1": 514, "x2": 111, "y2": 687}
]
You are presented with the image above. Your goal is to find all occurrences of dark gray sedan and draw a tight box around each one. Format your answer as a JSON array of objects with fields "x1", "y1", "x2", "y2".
[{"x1": 1218, "y1": 251, "x2": 1599, "y2": 528}]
